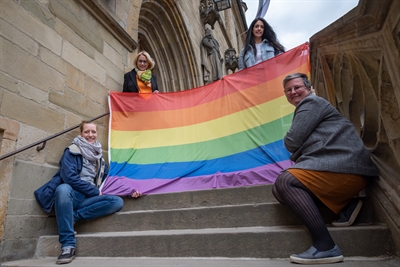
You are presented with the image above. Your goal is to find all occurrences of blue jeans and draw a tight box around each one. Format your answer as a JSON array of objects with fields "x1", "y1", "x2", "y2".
[{"x1": 54, "y1": 184, "x2": 123, "y2": 248}]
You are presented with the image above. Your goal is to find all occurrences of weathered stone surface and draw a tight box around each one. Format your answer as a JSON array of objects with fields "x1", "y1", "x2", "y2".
[
  {"x1": 62, "y1": 40, "x2": 107, "y2": 86},
  {"x1": 16, "y1": 81, "x2": 48, "y2": 106},
  {"x1": 0, "y1": 37, "x2": 64, "y2": 92},
  {"x1": 85, "y1": 76, "x2": 108, "y2": 104},
  {"x1": 44, "y1": 136, "x2": 73, "y2": 165},
  {"x1": 0, "y1": 0, "x2": 62, "y2": 55},
  {"x1": 10, "y1": 160, "x2": 58, "y2": 200},
  {"x1": 49, "y1": 86, "x2": 106, "y2": 119},
  {"x1": 64, "y1": 126, "x2": 82, "y2": 142},
  {"x1": 121, "y1": 46, "x2": 129, "y2": 67},
  {"x1": 54, "y1": 17, "x2": 96, "y2": 59},
  {"x1": 0, "y1": 238, "x2": 37, "y2": 263},
  {"x1": 49, "y1": 0, "x2": 103, "y2": 53},
  {"x1": 115, "y1": 0, "x2": 129, "y2": 28},
  {"x1": 47, "y1": 103, "x2": 82, "y2": 128},
  {"x1": 106, "y1": 75, "x2": 122, "y2": 92},
  {"x1": 0, "y1": 18, "x2": 39, "y2": 56},
  {"x1": 39, "y1": 47, "x2": 68, "y2": 80},
  {"x1": 6, "y1": 199, "x2": 45, "y2": 216},
  {"x1": 0, "y1": 72, "x2": 19, "y2": 94},
  {"x1": 94, "y1": 49, "x2": 124, "y2": 85},
  {"x1": 96, "y1": 124, "x2": 109, "y2": 149},
  {"x1": 1, "y1": 91, "x2": 64, "y2": 134},
  {"x1": 0, "y1": 155, "x2": 15, "y2": 239},
  {"x1": 0, "y1": 140, "x2": 18, "y2": 159},
  {"x1": 66, "y1": 64, "x2": 85, "y2": 94},
  {"x1": 3, "y1": 215, "x2": 57, "y2": 239},
  {"x1": 78, "y1": 0, "x2": 137, "y2": 52},
  {"x1": 0, "y1": 116, "x2": 19, "y2": 141},
  {"x1": 103, "y1": 41, "x2": 124, "y2": 71},
  {"x1": 20, "y1": 0, "x2": 56, "y2": 29},
  {"x1": 59, "y1": 0, "x2": 81, "y2": 16},
  {"x1": 15, "y1": 124, "x2": 50, "y2": 163}
]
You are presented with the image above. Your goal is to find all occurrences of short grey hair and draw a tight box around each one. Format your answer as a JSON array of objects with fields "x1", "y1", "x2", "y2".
[{"x1": 283, "y1": 73, "x2": 311, "y2": 89}]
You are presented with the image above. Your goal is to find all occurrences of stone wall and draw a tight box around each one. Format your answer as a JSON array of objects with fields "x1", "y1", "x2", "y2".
[
  {"x1": 0, "y1": 0, "x2": 246, "y2": 262},
  {"x1": 310, "y1": 0, "x2": 400, "y2": 255}
]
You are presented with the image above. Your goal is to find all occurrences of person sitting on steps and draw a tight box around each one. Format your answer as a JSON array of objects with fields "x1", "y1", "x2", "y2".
[
  {"x1": 34, "y1": 121, "x2": 142, "y2": 265},
  {"x1": 272, "y1": 73, "x2": 379, "y2": 265}
]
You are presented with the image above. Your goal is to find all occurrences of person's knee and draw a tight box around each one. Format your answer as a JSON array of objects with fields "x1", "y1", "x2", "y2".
[
  {"x1": 108, "y1": 196, "x2": 123, "y2": 213},
  {"x1": 115, "y1": 196, "x2": 124, "y2": 212},
  {"x1": 272, "y1": 181, "x2": 285, "y2": 204},
  {"x1": 55, "y1": 184, "x2": 73, "y2": 198},
  {"x1": 274, "y1": 172, "x2": 287, "y2": 192},
  {"x1": 273, "y1": 171, "x2": 298, "y2": 197},
  {"x1": 272, "y1": 183, "x2": 278, "y2": 196}
]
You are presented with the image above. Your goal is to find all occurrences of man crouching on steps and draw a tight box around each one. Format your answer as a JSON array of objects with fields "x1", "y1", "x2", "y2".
[{"x1": 34, "y1": 121, "x2": 142, "y2": 264}]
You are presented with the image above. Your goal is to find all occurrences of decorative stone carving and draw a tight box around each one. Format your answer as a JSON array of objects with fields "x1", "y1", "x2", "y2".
[
  {"x1": 224, "y1": 48, "x2": 238, "y2": 73},
  {"x1": 310, "y1": 0, "x2": 400, "y2": 252},
  {"x1": 199, "y1": 0, "x2": 220, "y2": 29}
]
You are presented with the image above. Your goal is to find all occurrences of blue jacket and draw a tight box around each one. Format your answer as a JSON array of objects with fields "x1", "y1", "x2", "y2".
[
  {"x1": 34, "y1": 145, "x2": 108, "y2": 213},
  {"x1": 238, "y1": 40, "x2": 276, "y2": 70}
]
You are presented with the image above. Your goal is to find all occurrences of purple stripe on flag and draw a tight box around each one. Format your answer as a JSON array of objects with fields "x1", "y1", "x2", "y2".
[{"x1": 101, "y1": 160, "x2": 294, "y2": 196}]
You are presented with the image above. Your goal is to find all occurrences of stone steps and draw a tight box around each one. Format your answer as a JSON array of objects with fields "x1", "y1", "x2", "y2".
[
  {"x1": 35, "y1": 225, "x2": 393, "y2": 258},
  {"x1": 2, "y1": 184, "x2": 396, "y2": 265},
  {"x1": 74, "y1": 184, "x2": 374, "y2": 233},
  {"x1": 2, "y1": 256, "x2": 400, "y2": 267}
]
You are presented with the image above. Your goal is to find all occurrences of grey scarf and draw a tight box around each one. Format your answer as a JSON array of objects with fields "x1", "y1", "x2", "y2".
[{"x1": 73, "y1": 136, "x2": 102, "y2": 162}]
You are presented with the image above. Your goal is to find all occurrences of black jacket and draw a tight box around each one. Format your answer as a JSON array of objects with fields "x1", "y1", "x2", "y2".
[{"x1": 123, "y1": 69, "x2": 158, "y2": 92}]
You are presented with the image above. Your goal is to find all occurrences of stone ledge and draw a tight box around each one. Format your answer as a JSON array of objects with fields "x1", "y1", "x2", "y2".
[{"x1": 77, "y1": 0, "x2": 137, "y2": 52}]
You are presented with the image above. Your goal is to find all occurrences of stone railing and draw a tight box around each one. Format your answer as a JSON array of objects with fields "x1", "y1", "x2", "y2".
[{"x1": 310, "y1": 0, "x2": 400, "y2": 255}]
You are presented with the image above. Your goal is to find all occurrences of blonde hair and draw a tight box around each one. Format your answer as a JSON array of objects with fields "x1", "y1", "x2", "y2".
[{"x1": 133, "y1": 51, "x2": 155, "y2": 70}]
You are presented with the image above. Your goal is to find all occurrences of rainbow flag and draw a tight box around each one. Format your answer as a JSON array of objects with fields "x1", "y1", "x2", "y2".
[{"x1": 101, "y1": 43, "x2": 310, "y2": 195}]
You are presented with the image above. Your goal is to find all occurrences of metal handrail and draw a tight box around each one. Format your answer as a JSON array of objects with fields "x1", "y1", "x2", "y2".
[{"x1": 0, "y1": 112, "x2": 110, "y2": 161}]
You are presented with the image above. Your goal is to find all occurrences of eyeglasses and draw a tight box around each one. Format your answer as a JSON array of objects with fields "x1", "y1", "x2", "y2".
[
  {"x1": 284, "y1": 85, "x2": 305, "y2": 94},
  {"x1": 138, "y1": 60, "x2": 148, "y2": 64}
]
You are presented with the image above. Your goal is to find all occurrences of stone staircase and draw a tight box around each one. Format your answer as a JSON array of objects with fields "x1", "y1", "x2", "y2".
[{"x1": 1, "y1": 184, "x2": 398, "y2": 266}]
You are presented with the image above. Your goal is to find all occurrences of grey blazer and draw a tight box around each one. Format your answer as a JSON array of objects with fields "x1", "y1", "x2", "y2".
[{"x1": 285, "y1": 94, "x2": 379, "y2": 178}]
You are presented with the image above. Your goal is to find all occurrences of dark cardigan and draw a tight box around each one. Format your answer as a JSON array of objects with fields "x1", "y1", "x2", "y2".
[{"x1": 122, "y1": 69, "x2": 158, "y2": 92}]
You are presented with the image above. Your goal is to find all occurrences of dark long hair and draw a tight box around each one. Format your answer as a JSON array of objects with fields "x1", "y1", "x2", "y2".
[{"x1": 243, "y1": 17, "x2": 285, "y2": 57}]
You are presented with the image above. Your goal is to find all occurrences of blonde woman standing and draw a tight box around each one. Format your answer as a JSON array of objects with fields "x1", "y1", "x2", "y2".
[{"x1": 123, "y1": 51, "x2": 159, "y2": 93}]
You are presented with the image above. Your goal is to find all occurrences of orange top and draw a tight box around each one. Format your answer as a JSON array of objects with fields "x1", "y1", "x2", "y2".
[{"x1": 137, "y1": 76, "x2": 152, "y2": 94}]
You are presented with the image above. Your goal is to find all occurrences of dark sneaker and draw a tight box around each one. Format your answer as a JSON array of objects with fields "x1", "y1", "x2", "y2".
[
  {"x1": 290, "y1": 245, "x2": 343, "y2": 264},
  {"x1": 56, "y1": 247, "x2": 76, "y2": 265},
  {"x1": 332, "y1": 198, "x2": 363, "y2": 227}
]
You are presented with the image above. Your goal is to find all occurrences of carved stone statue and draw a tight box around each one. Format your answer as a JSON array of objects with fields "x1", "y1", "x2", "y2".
[
  {"x1": 199, "y1": 0, "x2": 220, "y2": 29},
  {"x1": 201, "y1": 28, "x2": 223, "y2": 84},
  {"x1": 224, "y1": 48, "x2": 238, "y2": 73}
]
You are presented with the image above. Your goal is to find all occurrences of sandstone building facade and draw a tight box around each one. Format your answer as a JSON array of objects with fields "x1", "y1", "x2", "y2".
[
  {"x1": 0, "y1": 0, "x2": 247, "y2": 261},
  {"x1": 0, "y1": 0, "x2": 399, "y2": 262}
]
